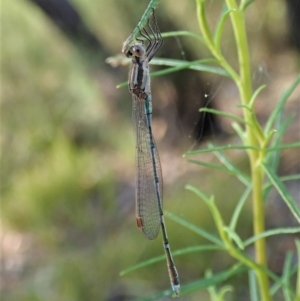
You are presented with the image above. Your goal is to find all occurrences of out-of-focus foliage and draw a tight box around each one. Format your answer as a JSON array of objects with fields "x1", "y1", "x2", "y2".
[
  {"x1": 1, "y1": 1, "x2": 136, "y2": 300},
  {"x1": 1, "y1": 0, "x2": 299, "y2": 300}
]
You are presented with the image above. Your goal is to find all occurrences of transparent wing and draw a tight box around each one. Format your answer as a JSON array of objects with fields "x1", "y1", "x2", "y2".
[
  {"x1": 139, "y1": 9, "x2": 163, "y2": 62},
  {"x1": 132, "y1": 93, "x2": 163, "y2": 240}
]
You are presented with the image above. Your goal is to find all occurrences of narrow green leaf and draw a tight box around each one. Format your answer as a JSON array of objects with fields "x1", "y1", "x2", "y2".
[
  {"x1": 150, "y1": 58, "x2": 218, "y2": 77},
  {"x1": 117, "y1": 82, "x2": 128, "y2": 89},
  {"x1": 120, "y1": 244, "x2": 222, "y2": 276},
  {"x1": 184, "y1": 184, "x2": 211, "y2": 203},
  {"x1": 244, "y1": 227, "x2": 300, "y2": 247},
  {"x1": 232, "y1": 122, "x2": 246, "y2": 142},
  {"x1": 282, "y1": 252, "x2": 293, "y2": 301},
  {"x1": 223, "y1": 226, "x2": 244, "y2": 249},
  {"x1": 187, "y1": 159, "x2": 249, "y2": 181},
  {"x1": 206, "y1": 271, "x2": 233, "y2": 301},
  {"x1": 116, "y1": 57, "x2": 229, "y2": 88},
  {"x1": 266, "y1": 266, "x2": 297, "y2": 297},
  {"x1": 218, "y1": 286, "x2": 233, "y2": 300},
  {"x1": 208, "y1": 143, "x2": 251, "y2": 186},
  {"x1": 242, "y1": 85, "x2": 267, "y2": 142},
  {"x1": 206, "y1": 269, "x2": 218, "y2": 301},
  {"x1": 188, "y1": 159, "x2": 231, "y2": 171},
  {"x1": 185, "y1": 142, "x2": 251, "y2": 186},
  {"x1": 249, "y1": 270, "x2": 259, "y2": 301},
  {"x1": 265, "y1": 74, "x2": 300, "y2": 135},
  {"x1": 176, "y1": 263, "x2": 246, "y2": 296},
  {"x1": 248, "y1": 85, "x2": 266, "y2": 108},
  {"x1": 184, "y1": 144, "x2": 258, "y2": 156},
  {"x1": 280, "y1": 174, "x2": 300, "y2": 182},
  {"x1": 130, "y1": 287, "x2": 173, "y2": 300},
  {"x1": 236, "y1": 103, "x2": 252, "y2": 111},
  {"x1": 264, "y1": 174, "x2": 300, "y2": 190},
  {"x1": 264, "y1": 115, "x2": 295, "y2": 201},
  {"x1": 240, "y1": 0, "x2": 257, "y2": 11},
  {"x1": 214, "y1": 8, "x2": 235, "y2": 51},
  {"x1": 266, "y1": 141, "x2": 300, "y2": 152},
  {"x1": 165, "y1": 210, "x2": 224, "y2": 247},
  {"x1": 161, "y1": 30, "x2": 205, "y2": 43},
  {"x1": 152, "y1": 57, "x2": 229, "y2": 76},
  {"x1": 200, "y1": 107, "x2": 250, "y2": 125},
  {"x1": 230, "y1": 185, "x2": 252, "y2": 231},
  {"x1": 263, "y1": 79, "x2": 297, "y2": 204},
  {"x1": 270, "y1": 265, "x2": 298, "y2": 296},
  {"x1": 138, "y1": 30, "x2": 204, "y2": 43},
  {"x1": 120, "y1": 254, "x2": 166, "y2": 276},
  {"x1": 133, "y1": 264, "x2": 247, "y2": 300},
  {"x1": 170, "y1": 244, "x2": 224, "y2": 256},
  {"x1": 263, "y1": 163, "x2": 300, "y2": 223}
]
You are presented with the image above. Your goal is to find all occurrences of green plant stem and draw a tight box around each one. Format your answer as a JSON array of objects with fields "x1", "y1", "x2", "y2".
[
  {"x1": 223, "y1": 2, "x2": 270, "y2": 300},
  {"x1": 196, "y1": 0, "x2": 271, "y2": 300}
]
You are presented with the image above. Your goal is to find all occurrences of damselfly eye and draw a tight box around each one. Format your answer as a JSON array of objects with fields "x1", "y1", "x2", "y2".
[{"x1": 132, "y1": 45, "x2": 145, "y2": 57}]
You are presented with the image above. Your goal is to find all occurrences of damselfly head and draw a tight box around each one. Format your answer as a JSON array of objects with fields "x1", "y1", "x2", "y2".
[{"x1": 129, "y1": 45, "x2": 146, "y2": 58}]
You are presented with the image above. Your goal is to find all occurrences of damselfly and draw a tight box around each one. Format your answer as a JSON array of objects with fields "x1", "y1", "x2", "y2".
[{"x1": 123, "y1": 10, "x2": 180, "y2": 296}]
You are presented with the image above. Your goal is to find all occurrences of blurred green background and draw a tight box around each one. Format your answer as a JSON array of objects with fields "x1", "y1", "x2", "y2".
[{"x1": 1, "y1": 0, "x2": 299, "y2": 300}]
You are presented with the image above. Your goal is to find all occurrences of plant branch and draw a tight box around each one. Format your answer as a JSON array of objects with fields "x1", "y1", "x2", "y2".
[{"x1": 196, "y1": 0, "x2": 271, "y2": 300}]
